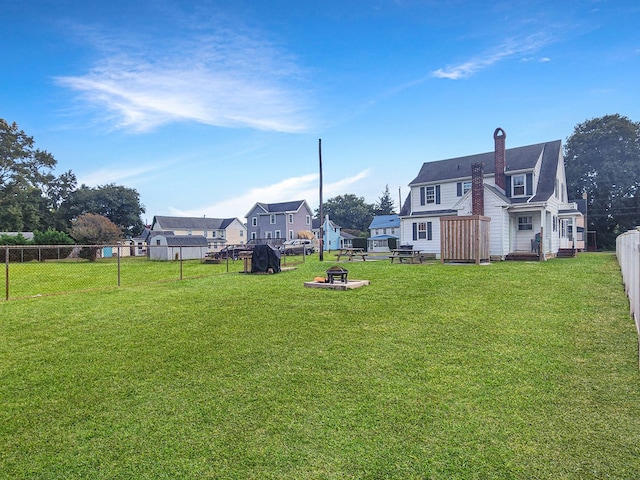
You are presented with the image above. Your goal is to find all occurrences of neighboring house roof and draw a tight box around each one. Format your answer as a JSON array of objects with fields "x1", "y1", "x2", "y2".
[
  {"x1": 246, "y1": 200, "x2": 309, "y2": 217},
  {"x1": 573, "y1": 198, "x2": 587, "y2": 215},
  {"x1": 340, "y1": 231, "x2": 356, "y2": 240},
  {"x1": 369, "y1": 214, "x2": 400, "y2": 229},
  {"x1": 133, "y1": 227, "x2": 152, "y2": 242},
  {"x1": 369, "y1": 234, "x2": 400, "y2": 240},
  {"x1": 0, "y1": 231, "x2": 34, "y2": 240},
  {"x1": 152, "y1": 216, "x2": 240, "y2": 230},
  {"x1": 409, "y1": 140, "x2": 562, "y2": 205},
  {"x1": 155, "y1": 235, "x2": 209, "y2": 247}
]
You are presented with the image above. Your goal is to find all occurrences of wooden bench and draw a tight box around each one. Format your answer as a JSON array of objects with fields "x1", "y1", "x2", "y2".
[
  {"x1": 336, "y1": 248, "x2": 368, "y2": 261},
  {"x1": 390, "y1": 249, "x2": 423, "y2": 264}
]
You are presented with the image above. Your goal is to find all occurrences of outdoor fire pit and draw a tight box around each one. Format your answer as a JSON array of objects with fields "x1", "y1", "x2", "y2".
[{"x1": 326, "y1": 266, "x2": 348, "y2": 284}]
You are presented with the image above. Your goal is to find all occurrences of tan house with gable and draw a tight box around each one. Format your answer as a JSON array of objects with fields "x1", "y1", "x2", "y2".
[{"x1": 150, "y1": 216, "x2": 247, "y2": 253}]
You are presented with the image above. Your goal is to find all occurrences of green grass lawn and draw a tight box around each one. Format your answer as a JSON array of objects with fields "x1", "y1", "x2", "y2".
[{"x1": 1, "y1": 253, "x2": 639, "y2": 479}]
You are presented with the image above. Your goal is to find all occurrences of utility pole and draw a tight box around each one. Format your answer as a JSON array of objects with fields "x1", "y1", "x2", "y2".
[{"x1": 319, "y1": 139, "x2": 324, "y2": 261}]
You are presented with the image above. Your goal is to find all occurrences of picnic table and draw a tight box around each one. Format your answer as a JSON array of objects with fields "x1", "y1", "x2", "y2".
[
  {"x1": 335, "y1": 247, "x2": 368, "y2": 261},
  {"x1": 390, "y1": 248, "x2": 423, "y2": 263}
]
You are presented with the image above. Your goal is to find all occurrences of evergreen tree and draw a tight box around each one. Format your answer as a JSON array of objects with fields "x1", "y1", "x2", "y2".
[{"x1": 375, "y1": 185, "x2": 396, "y2": 215}]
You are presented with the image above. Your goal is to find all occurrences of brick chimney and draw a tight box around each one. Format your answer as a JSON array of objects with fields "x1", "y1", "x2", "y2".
[
  {"x1": 494, "y1": 127, "x2": 506, "y2": 191},
  {"x1": 471, "y1": 162, "x2": 484, "y2": 216}
]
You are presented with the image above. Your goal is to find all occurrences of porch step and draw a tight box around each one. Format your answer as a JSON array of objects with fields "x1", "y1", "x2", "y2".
[{"x1": 557, "y1": 248, "x2": 576, "y2": 258}]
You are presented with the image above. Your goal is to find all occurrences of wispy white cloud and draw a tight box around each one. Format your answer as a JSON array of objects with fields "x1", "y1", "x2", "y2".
[
  {"x1": 431, "y1": 33, "x2": 551, "y2": 80},
  {"x1": 171, "y1": 170, "x2": 371, "y2": 219},
  {"x1": 55, "y1": 24, "x2": 313, "y2": 133},
  {"x1": 77, "y1": 163, "x2": 162, "y2": 187}
]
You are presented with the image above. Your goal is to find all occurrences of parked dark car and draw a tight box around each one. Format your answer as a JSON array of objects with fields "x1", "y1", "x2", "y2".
[{"x1": 214, "y1": 244, "x2": 254, "y2": 260}]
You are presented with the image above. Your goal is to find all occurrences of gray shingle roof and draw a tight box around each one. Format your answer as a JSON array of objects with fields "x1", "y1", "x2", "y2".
[
  {"x1": 409, "y1": 140, "x2": 561, "y2": 185},
  {"x1": 153, "y1": 216, "x2": 238, "y2": 230},
  {"x1": 160, "y1": 235, "x2": 209, "y2": 246},
  {"x1": 256, "y1": 200, "x2": 307, "y2": 213}
]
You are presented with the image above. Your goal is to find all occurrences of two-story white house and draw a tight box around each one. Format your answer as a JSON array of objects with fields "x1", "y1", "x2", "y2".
[{"x1": 399, "y1": 128, "x2": 583, "y2": 260}]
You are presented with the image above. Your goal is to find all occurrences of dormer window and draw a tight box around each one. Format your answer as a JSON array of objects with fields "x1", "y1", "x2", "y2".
[
  {"x1": 419, "y1": 185, "x2": 441, "y2": 205},
  {"x1": 512, "y1": 174, "x2": 526, "y2": 196}
]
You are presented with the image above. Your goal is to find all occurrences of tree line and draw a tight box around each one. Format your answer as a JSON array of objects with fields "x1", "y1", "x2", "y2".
[
  {"x1": 3, "y1": 114, "x2": 638, "y2": 251},
  {"x1": 0, "y1": 118, "x2": 145, "y2": 245}
]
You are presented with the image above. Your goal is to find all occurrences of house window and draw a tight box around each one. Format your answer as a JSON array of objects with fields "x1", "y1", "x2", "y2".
[
  {"x1": 275, "y1": 230, "x2": 281, "y2": 238},
  {"x1": 251, "y1": 232, "x2": 256, "y2": 240},
  {"x1": 418, "y1": 222, "x2": 426, "y2": 239},
  {"x1": 518, "y1": 216, "x2": 533, "y2": 231},
  {"x1": 415, "y1": 222, "x2": 433, "y2": 240},
  {"x1": 289, "y1": 230, "x2": 294, "y2": 240},
  {"x1": 239, "y1": 230, "x2": 243, "y2": 237},
  {"x1": 513, "y1": 175, "x2": 526, "y2": 196},
  {"x1": 306, "y1": 215, "x2": 310, "y2": 225},
  {"x1": 425, "y1": 186, "x2": 435, "y2": 204},
  {"x1": 270, "y1": 214, "x2": 276, "y2": 224},
  {"x1": 457, "y1": 181, "x2": 472, "y2": 196},
  {"x1": 420, "y1": 185, "x2": 440, "y2": 205},
  {"x1": 203, "y1": 230, "x2": 208, "y2": 238},
  {"x1": 156, "y1": 239, "x2": 161, "y2": 246},
  {"x1": 288, "y1": 214, "x2": 293, "y2": 223},
  {"x1": 187, "y1": 230, "x2": 192, "y2": 235},
  {"x1": 211, "y1": 231, "x2": 215, "y2": 238},
  {"x1": 252, "y1": 217, "x2": 257, "y2": 227},
  {"x1": 265, "y1": 231, "x2": 272, "y2": 239}
]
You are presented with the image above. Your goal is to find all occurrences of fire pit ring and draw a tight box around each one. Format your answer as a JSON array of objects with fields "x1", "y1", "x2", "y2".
[{"x1": 326, "y1": 266, "x2": 348, "y2": 284}]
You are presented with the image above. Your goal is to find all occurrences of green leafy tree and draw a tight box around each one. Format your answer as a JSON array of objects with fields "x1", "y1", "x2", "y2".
[
  {"x1": 375, "y1": 184, "x2": 396, "y2": 215},
  {"x1": 69, "y1": 213, "x2": 122, "y2": 261},
  {"x1": 33, "y1": 229, "x2": 74, "y2": 245},
  {"x1": 0, "y1": 233, "x2": 31, "y2": 245},
  {"x1": 59, "y1": 184, "x2": 145, "y2": 237},
  {"x1": 0, "y1": 119, "x2": 75, "y2": 231},
  {"x1": 564, "y1": 114, "x2": 640, "y2": 249},
  {"x1": 32, "y1": 229, "x2": 75, "y2": 261},
  {"x1": 316, "y1": 194, "x2": 376, "y2": 234}
]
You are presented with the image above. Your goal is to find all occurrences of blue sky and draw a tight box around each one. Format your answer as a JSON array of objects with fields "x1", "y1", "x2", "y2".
[{"x1": 2, "y1": 0, "x2": 639, "y2": 223}]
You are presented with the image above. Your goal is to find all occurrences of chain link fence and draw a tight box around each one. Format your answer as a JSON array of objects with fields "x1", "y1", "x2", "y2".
[{"x1": 2, "y1": 243, "x2": 304, "y2": 301}]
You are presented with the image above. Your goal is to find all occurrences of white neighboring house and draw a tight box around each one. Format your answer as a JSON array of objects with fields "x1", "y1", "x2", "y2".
[
  {"x1": 367, "y1": 214, "x2": 400, "y2": 252},
  {"x1": 150, "y1": 216, "x2": 247, "y2": 253},
  {"x1": 399, "y1": 128, "x2": 584, "y2": 260}
]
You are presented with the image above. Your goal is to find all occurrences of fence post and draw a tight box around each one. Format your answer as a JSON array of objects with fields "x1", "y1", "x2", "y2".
[
  {"x1": 180, "y1": 246, "x2": 183, "y2": 280},
  {"x1": 5, "y1": 246, "x2": 8, "y2": 301},
  {"x1": 117, "y1": 245, "x2": 121, "y2": 287}
]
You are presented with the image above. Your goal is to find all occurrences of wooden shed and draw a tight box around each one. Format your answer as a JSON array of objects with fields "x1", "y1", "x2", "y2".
[{"x1": 440, "y1": 215, "x2": 491, "y2": 264}]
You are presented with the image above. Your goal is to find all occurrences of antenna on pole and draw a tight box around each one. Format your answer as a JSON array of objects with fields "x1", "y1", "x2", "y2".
[{"x1": 318, "y1": 139, "x2": 324, "y2": 262}]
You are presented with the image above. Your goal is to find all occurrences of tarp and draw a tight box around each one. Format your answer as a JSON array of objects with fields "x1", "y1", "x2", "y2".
[{"x1": 251, "y1": 244, "x2": 281, "y2": 274}]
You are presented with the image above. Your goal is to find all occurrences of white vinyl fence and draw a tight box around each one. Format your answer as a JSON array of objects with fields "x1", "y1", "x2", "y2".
[{"x1": 616, "y1": 227, "x2": 640, "y2": 366}]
